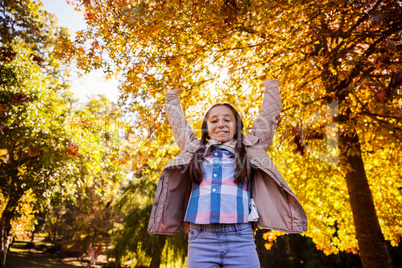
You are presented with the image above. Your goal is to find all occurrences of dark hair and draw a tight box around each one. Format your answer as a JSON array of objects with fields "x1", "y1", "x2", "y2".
[{"x1": 189, "y1": 103, "x2": 251, "y2": 186}]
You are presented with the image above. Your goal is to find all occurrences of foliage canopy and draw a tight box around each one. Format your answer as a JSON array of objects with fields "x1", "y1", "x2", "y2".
[{"x1": 65, "y1": 0, "x2": 401, "y2": 266}]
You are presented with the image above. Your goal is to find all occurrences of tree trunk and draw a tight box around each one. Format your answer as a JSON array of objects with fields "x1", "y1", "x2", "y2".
[
  {"x1": 340, "y1": 131, "x2": 394, "y2": 268},
  {"x1": 0, "y1": 208, "x2": 13, "y2": 268},
  {"x1": 0, "y1": 188, "x2": 24, "y2": 268},
  {"x1": 149, "y1": 236, "x2": 166, "y2": 268}
]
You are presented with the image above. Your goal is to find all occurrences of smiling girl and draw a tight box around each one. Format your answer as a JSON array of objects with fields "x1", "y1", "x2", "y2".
[{"x1": 148, "y1": 80, "x2": 307, "y2": 268}]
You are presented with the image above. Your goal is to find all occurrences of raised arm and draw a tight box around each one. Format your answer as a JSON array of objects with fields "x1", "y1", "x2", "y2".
[
  {"x1": 250, "y1": 79, "x2": 282, "y2": 152},
  {"x1": 165, "y1": 89, "x2": 196, "y2": 151}
]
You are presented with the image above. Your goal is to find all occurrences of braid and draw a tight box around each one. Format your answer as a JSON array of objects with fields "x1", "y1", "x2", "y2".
[
  {"x1": 234, "y1": 134, "x2": 250, "y2": 186},
  {"x1": 189, "y1": 121, "x2": 208, "y2": 185},
  {"x1": 189, "y1": 144, "x2": 206, "y2": 184}
]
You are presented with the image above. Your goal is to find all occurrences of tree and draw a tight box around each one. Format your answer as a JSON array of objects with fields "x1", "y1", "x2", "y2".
[
  {"x1": 0, "y1": 1, "x2": 73, "y2": 266},
  {"x1": 1, "y1": 0, "x2": 56, "y2": 49},
  {"x1": 262, "y1": 2, "x2": 402, "y2": 268},
  {"x1": 42, "y1": 96, "x2": 131, "y2": 255},
  {"x1": 0, "y1": 1, "x2": 133, "y2": 266},
  {"x1": 0, "y1": 0, "x2": 70, "y2": 86},
  {"x1": 67, "y1": 0, "x2": 402, "y2": 267},
  {"x1": 0, "y1": 39, "x2": 73, "y2": 267},
  {"x1": 111, "y1": 160, "x2": 187, "y2": 267}
]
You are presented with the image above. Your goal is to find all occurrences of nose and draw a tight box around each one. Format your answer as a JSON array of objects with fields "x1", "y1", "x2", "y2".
[{"x1": 217, "y1": 119, "x2": 225, "y2": 128}]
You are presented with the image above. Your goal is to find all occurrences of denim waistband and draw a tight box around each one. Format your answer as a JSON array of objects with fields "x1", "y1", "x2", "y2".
[{"x1": 189, "y1": 223, "x2": 252, "y2": 233}]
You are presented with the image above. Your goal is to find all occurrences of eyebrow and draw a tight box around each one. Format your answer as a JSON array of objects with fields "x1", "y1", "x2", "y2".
[{"x1": 209, "y1": 114, "x2": 234, "y2": 118}]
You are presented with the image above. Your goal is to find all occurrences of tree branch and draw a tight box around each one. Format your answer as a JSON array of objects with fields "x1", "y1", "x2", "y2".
[{"x1": 362, "y1": 111, "x2": 402, "y2": 121}]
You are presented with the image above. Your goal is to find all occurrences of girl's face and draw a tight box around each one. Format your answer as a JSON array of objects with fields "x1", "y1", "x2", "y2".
[{"x1": 206, "y1": 105, "x2": 237, "y2": 142}]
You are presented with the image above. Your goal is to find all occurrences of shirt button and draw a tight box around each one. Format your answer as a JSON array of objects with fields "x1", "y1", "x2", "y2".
[
  {"x1": 212, "y1": 188, "x2": 216, "y2": 192},
  {"x1": 213, "y1": 174, "x2": 217, "y2": 177},
  {"x1": 214, "y1": 153, "x2": 218, "y2": 156}
]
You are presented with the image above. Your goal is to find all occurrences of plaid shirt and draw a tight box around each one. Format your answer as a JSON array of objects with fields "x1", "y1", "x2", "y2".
[{"x1": 184, "y1": 148, "x2": 250, "y2": 224}]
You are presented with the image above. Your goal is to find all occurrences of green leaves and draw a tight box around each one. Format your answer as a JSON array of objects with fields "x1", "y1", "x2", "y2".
[{"x1": 0, "y1": 39, "x2": 69, "y2": 200}]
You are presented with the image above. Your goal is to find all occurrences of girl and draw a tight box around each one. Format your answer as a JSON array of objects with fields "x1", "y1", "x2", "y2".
[{"x1": 148, "y1": 80, "x2": 307, "y2": 267}]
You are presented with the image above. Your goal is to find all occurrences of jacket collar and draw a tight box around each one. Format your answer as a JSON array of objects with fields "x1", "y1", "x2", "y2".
[
  {"x1": 205, "y1": 139, "x2": 237, "y2": 155},
  {"x1": 185, "y1": 135, "x2": 260, "y2": 153}
]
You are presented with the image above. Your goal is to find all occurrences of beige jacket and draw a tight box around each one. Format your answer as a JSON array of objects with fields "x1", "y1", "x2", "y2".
[{"x1": 148, "y1": 80, "x2": 308, "y2": 235}]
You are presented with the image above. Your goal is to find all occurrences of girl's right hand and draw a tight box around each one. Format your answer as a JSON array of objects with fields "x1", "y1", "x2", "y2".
[
  {"x1": 165, "y1": 76, "x2": 182, "y2": 95},
  {"x1": 165, "y1": 87, "x2": 182, "y2": 95}
]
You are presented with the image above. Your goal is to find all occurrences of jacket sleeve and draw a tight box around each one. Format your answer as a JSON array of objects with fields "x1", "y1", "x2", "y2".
[
  {"x1": 165, "y1": 93, "x2": 196, "y2": 151},
  {"x1": 250, "y1": 79, "x2": 282, "y2": 152}
]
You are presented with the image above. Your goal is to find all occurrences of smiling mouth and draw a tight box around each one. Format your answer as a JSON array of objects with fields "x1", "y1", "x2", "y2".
[{"x1": 215, "y1": 131, "x2": 229, "y2": 135}]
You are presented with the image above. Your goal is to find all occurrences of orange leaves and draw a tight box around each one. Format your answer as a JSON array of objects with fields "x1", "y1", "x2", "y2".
[
  {"x1": 69, "y1": 119, "x2": 94, "y2": 129},
  {"x1": 0, "y1": 104, "x2": 7, "y2": 117},
  {"x1": 165, "y1": 55, "x2": 179, "y2": 66},
  {"x1": 291, "y1": 123, "x2": 305, "y2": 155},
  {"x1": 84, "y1": 11, "x2": 96, "y2": 21},
  {"x1": 30, "y1": 53, "x2": 44, "y2": 66},
  {"x1": 67, "y1": 0, "x2": 84, "y2": 12},
  {"x1": 28, "y1": 147, "x2": 42, "y2": 157},
  {"x1": 370, "y1": 13, "x2": 384, "y2": 25},
  {"x1": 375, "y1": 90, "x2": 388, "y2": 102},
  {"x1": 10, "y1": 94, "x2": 29, "y2": 104},
  {"x1": 263, "y1": 230, "x2": 285, "y2": 251},
  {"x1": 221, "y1": 0, "x2": 238, "y2": 26},
  {"x1": 386, "y1": 39, "x2": 402, "y2": 53},
  {"x1": 0, "y1": 47, "x2": 16, "y2": 63},
  {"x1": 65, "y1": 143, "x2": 80, "y2": 158}
]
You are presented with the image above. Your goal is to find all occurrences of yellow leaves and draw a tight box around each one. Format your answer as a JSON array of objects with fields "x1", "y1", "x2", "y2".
[
  {"x1": 17, "y1": 165, "x2": 27, "y2": 177},
  {"x1": 264, "y1": 243, "x2": 272, "y2": 250},
  {"x1": 68, "y1": 0, "x2": 402, "y2": 257},
  {"x1": 173, "y1": 68, "x2": 184, "y2": 80},
  {"x1": 6, "y1": 189, "x2": 37, "y2": 240},
  {"x1": 273, "y1": 127, "x2": 362, "y2": 254},
  {"x1": 362, "y1": 139, "x2": 402, "y2": 248}
]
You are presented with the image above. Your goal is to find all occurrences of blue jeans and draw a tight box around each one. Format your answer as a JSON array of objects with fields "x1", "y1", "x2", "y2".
[{"x1": 187, "y1": 223, "x2": 260, "y2": 268}]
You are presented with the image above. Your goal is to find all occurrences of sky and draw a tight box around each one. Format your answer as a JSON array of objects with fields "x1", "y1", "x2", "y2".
[{"x1": 41, "y1": 0, "x2": 120, "y2": 103}]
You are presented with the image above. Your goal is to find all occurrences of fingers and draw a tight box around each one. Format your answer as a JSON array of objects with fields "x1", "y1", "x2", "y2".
[{"x1": 165, "y1": 88, "x2": 181, "y2": 95}]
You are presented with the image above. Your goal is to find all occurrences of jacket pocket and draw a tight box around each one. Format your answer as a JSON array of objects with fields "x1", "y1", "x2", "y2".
[{"x1": 149, "y1": 173, "x2": 167, "y2": 233}]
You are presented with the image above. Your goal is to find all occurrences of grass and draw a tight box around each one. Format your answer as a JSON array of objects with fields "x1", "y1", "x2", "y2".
[
  {"x1": 5, "y1": 239, "x2": 84, "y2": 268},
  {"x1": 6, "y1": 251, "x2": 79, "y2": 268}
]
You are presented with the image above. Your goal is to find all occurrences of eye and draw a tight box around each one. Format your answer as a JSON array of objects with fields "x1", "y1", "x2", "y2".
[
  {"x1": 211, "y1": 119, "x2": 217, "y2": 123},
  {"x1": 225, "y1": 118, "x2": 232, "y2": 122}
]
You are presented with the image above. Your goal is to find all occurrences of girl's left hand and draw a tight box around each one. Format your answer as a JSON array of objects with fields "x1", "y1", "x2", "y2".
[{"x1": 261, "y1": 79, "x2": 275, "y2": 88}]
